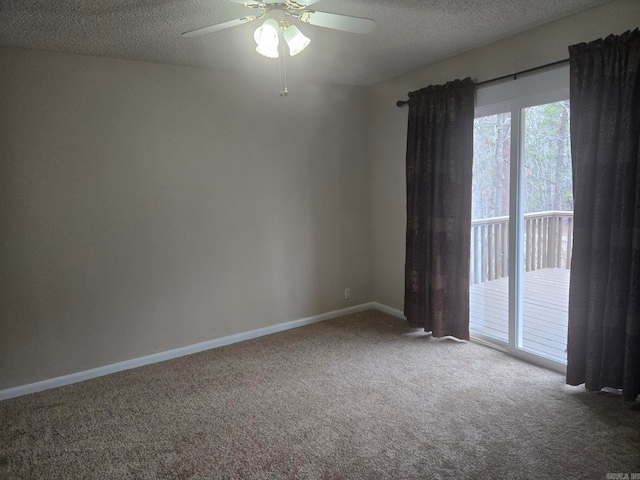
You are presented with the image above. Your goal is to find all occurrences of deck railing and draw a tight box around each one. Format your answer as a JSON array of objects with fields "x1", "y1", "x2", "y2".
[{"x1": 470, "y1": 211, "x2": 573, "y2": 285}]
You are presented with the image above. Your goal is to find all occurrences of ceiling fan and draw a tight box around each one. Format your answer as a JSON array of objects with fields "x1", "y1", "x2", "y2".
[{"x1": 182, "y1": 0, "x2": 377, "y2": 59}]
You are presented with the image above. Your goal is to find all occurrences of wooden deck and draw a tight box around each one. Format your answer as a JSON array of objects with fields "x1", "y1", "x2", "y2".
[{"x1": 469, "y1": 268, "x2": 570, "y2": 364}]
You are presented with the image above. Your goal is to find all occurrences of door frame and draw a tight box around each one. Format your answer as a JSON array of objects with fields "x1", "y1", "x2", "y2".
[{"x1": 471, "y1": 86, "x2": 570, "y2": 374}]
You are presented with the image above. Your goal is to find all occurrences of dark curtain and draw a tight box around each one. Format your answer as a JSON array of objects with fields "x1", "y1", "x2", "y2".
[
  {"x1": 566, "y1": 29, "x2": 640, "y2": 401},
  {"x1": 404, "y1": 78, "x2": 475, "y2": 340}
]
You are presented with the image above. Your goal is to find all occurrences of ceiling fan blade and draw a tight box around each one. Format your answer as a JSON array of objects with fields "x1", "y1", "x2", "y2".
[
  {"x1": 182, "y1": 16, "x2": 257, "y2": 37},
  {"x1": 300, "y1": 11, "x2": 376, "y2": 34},
  {"x1": 226, "y1": 0, "x2": 261, "y2": 4},
  {"x1": 289, "y1": 0, "x2": 322, "y2": 5}
]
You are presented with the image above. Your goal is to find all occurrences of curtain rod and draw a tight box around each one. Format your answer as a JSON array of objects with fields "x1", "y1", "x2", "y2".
[{"x1": 395, "y1": 58, "x2": 570, "y2": 108}]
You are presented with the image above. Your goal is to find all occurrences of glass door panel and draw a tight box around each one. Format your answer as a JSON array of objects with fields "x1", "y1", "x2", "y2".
[
  {"x1": 470, "y1": 112, "x2": 511, "y2": 343},
  {"x1": 519, "y1": 101, "x2": 572, "y2": 363}
]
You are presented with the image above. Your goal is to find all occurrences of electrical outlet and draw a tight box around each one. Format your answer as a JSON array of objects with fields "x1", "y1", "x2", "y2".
[{"x1": 344, "y1": 288, "x2": 351, "y2": 299}]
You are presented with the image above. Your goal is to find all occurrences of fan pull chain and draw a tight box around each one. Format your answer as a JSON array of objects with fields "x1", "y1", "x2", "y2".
[
  {"x1": 278, "y1": 43, "x2": 284, "y2": 94},
  {"x1": 280, "y1": 38, "x2": 288, "y2": 96}
]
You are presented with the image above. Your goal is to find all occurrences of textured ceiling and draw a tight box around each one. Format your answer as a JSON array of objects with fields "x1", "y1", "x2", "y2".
[{"x1": 0, "y1": 0, "x2": 613, "y2": 86}]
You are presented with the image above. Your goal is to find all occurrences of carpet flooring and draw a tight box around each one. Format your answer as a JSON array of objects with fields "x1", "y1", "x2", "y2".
[{"x1": 1, "y1": 310, "x2": 639, "y2": 479}]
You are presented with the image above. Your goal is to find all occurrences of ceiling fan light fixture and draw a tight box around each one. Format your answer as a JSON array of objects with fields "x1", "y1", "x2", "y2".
[
  {"x1": 283, "y1": 25, "x2": 311, "y2": 56},
  {"x1": 254, "y1": 18, "x2": 280, "y2": 58},
  {"x1": 255, "y1": 44, "x2": 280, "y2": 58}
]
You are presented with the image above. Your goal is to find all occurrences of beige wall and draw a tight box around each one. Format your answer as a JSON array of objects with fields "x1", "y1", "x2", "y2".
[
  {"x1": 368, "y1": 0, "x2": 640, "y2": 311},
  {"x1": 0, "y1": 48, "x2": 372, "y2": 390}
]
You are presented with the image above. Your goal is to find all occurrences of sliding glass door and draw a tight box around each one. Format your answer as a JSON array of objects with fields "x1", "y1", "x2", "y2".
[
  {"x1": 469, "y1": 72, "x2": 572, "y2": 371},
  {"x1": 470, "y1": 111, "x2": 511, "y2": 344},
  {"x1": 520, "y1": 101, "x2": 572, "y2": 363}
]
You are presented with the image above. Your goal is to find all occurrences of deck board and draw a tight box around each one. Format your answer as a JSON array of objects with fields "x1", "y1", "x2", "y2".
[{"x1": 469, "y1": 268, "x2": 570, "y2": 364}]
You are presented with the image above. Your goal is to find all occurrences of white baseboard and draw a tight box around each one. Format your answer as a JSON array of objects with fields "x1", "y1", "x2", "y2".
[
  {"x1": 371, "y1": 302, "x2": 406, "y2": 320},
  {"x1": 0, "y1": 302, "x2": 376, "y2": 401}
]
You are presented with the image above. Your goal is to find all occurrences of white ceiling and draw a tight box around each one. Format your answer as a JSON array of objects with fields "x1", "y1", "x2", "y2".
[{"x1": 0, "y1": 0, "x2": 613, "y2": 86}]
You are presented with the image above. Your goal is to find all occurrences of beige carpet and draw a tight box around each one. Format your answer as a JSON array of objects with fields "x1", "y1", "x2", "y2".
[{"x1": 1, "y1": 310, "x2": 639, "y2": 479}]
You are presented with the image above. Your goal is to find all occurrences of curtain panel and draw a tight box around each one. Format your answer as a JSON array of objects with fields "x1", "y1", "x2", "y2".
[
  {"x1": 404, "y1": 78, "x2": 475, "y2": 340},
  {"x1": 566, "y1": 29, "x2": 640, "y2": 401}
]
